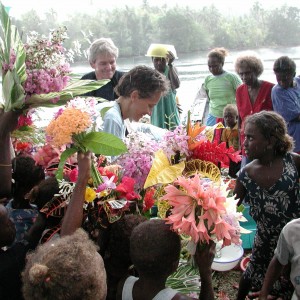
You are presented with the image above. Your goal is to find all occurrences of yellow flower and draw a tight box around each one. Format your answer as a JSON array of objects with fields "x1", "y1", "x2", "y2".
[{"x1": 85, "y1": 187, "x2": 96, "y2": 203}]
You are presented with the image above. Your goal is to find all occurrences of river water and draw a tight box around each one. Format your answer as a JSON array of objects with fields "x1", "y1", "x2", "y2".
[
  {"x1": 73, "y1": 46, "x2": 300, "y2": 116},
  {"x1": 36, "y1": 46, "x2": 300, "y2": 125}
]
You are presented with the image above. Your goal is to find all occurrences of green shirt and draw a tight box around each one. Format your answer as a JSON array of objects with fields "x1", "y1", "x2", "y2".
[{"x1": 204, "y1": 71, "x2": 242, "y2": 118}]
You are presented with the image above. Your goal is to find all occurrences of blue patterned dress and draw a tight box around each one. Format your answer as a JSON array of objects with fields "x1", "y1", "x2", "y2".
[{"x1": 239, "y1": 152, "x2": 300, "y2": 298}]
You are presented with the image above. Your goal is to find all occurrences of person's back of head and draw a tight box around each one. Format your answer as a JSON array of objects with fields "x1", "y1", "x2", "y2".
[
  {"x1": 104, "y1": 214, "x2": 147, "y2": 300},
  {"x1": 88, "y1": 38, "x2": 119, "y2": 64},
  {"x1": 105, "y1": 214, "x2": 147, "y2": 270},
  {"x1": 22, "y1": 228, "x2": 107, "y2": 300},
  {"x1": 29, "y1": 177, "x2": 59, "y2": 211},
  {"x1": 130, "y1": 219, "x2": 181, "y2": 277},
  {"x1": 12, "y1": 155, "x2": 45, "y2": 199}
]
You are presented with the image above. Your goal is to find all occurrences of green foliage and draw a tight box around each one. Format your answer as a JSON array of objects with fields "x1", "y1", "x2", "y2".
[
  {"x1": 80, "y1": 132, "x2": 128, "y2": 155},
  {"x1": 10, "y1": 2, "x2": 300, "y2": 58},
  {"x1": 166, "y1": 261, "x2": 200, "y2": 295}
]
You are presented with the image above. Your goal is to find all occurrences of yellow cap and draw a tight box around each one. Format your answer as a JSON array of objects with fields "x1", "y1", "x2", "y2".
[{"x1": 145, "y1": 43, "x2": 178, "y2": 59}]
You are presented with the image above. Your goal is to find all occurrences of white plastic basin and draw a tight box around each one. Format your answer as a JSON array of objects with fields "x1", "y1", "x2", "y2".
[{"x1": 211, "y1": 244, "x2": 244, "y2": 272}]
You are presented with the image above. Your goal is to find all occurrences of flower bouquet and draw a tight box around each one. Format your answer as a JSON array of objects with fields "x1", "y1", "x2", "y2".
[
  {"x1": 0, "y1": 3, "x2": 108, "y2": 113},
  {"x1": 161, "y1": 173, "x2": 241, "y2": 247},
  {"x1": 45, "y1": 97, "x2": 127, "y2": 184},
  {"x1": 142, "y1": 114, "x2": 244, "y2": 250}
]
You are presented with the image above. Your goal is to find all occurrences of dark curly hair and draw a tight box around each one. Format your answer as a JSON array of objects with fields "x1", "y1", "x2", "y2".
[
  {"x1": 235, "y1": 55, "x2": 264, "y2": 77},
  {"x1": 130, "y1": 219, "x2": 181, "y2": 276},
  {"x1": 22, "y1": 229, "x2": 107, "y2": 300},
  {"x1": 103, "y1": 214, "x2": 147, "y2": 300},
  {"x1": 245, "y1": 111, "x2": 294, "y2": 155},
  {"x1": 12, "y1": 156, "x2": 45, "y2": 197},
  {"x1": 114, "y1": 65, "x2": 170, "y2": 99},
  {"x1": 273, "y1": 56, "x2": 296, "y2": 74},
  {"x1": 29, "y1": 177, "x2": 59, "y2": 210}
]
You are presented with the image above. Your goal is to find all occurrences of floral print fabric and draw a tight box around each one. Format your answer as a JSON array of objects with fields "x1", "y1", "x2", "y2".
[{"x1": 239, "y1": 152, "x2": 300, "y2": 298}]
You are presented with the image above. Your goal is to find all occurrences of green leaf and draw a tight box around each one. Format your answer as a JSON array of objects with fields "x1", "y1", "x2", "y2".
[
  {"x1": 80, "y1": 132, "x2": 127, "y2": 156},
  {"x1": 0, "y1": 2, "x2": 11, "y2": 63},
  {"x1": 25, "y1": 79, "x2": 110, "y2": 109},
  {"x1": 56, "y1": 147, "x2": 78, "y2": 180},
  {"x1": 237, "y1": 204, "x2": 245, "y2": 213}
]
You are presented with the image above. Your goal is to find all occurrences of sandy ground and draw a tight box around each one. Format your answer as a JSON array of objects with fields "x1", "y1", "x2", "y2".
[{"x1": 213, "y1": 268, "x2": 242, "y2": 299}]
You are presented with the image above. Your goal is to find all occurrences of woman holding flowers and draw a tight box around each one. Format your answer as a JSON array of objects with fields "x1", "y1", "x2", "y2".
[
  {"x1": 103, "y1": 65, "x2": 170, "y2": 140},
  {"x1": 234, "y1": 111, "x2": 300, "y2": 300}
]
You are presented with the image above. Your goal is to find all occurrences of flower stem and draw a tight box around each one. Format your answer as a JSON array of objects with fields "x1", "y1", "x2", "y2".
[{"x1": 91, "y1": 161, "x2": 103, "y2": 186}]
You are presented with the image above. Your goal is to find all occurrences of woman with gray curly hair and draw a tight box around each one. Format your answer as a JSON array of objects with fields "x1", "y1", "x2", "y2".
[
  {"x1": 81, "y1": 37, "x2": 125, "y2": 101},
  {"x1": 234, "y1": 54, "x2": 274, "y2": 165}
]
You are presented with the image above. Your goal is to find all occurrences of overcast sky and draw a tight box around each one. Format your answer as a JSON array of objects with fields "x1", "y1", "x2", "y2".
[{"x1": 3, "y1": 0, "x2": 300, "y2": 21}]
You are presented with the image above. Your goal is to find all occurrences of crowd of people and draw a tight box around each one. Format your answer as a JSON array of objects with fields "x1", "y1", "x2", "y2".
[{"x1": 0, "y1": 36, "x2": 300, "y2": 300}]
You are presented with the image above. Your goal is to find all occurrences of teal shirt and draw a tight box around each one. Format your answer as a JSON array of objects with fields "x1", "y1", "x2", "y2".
[
  {"x1": 151, "y1": 67, "x2": 180, "y2": 130},
  {"x1": 204, "y1": 71, "x2": 242, "y2": 118}
]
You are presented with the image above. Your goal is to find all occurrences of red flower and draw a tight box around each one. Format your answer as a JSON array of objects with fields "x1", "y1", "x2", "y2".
[
  {"x1": 98, "y1": 167, "x2": 118, "y2": 183},
  {"x1": 192, "y1": 140, "x2": 241, "y2": 168},
  {"x1": 69, "y1": 168, "x2": 78, "y2": 182},
  {"x1": 143, "y1": 187, "x2": 155, "y2": 212},
  {"x1": 17, "y1": 113, "x2": 33, "y2": 128},
  {"x1": 116, "y1": 176, "x2": 140, "y2": 200},
  {"x1": 15, "y1": 141, "x2": 31, "y2": 152}
]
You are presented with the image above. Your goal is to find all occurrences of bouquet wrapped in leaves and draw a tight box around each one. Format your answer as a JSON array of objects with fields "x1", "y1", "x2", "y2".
[{"x1": 0, "y1": 3, "x2": 108, "y2": 112}]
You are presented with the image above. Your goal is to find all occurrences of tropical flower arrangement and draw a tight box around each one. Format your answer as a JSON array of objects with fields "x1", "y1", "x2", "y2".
[
  {"x1": 142, "y1": 116, "x2": 244, "y2": 249},
  {"x1": 45, "y1": 96, "x2": 127, "y2": 183},
  {"x1": 161, "y1": 174, "x2": 241, "y2": 246},
  {"x1": 0, "y1": 3, "x2": 108, "y2": 113}
]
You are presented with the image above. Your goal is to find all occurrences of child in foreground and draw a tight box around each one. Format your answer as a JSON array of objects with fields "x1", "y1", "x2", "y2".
[
  {"x1": 116, "y1": 219, "x2": 216, "y2": 300},
  {"x1": 234, "y1": 111, "x2": 300, "y2": 299}
]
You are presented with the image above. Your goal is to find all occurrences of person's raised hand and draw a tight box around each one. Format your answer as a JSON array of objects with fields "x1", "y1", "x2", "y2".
[
  {"x1": 194, "y1": 240, "x2": 216, "y2": 276},
  {"x1": 166, "y1": 50, "x2": 175, "y2": 65},
  {"x1": 77, "y1": 151, "x2": 92, "y2": 181},
  {"x1": 0, "y1": 109, "x2": 22, "y2": 136}
]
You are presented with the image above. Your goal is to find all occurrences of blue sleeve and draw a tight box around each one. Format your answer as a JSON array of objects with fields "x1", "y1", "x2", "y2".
[
  {"x1": 103, "y1": 114, "x2": 123, "y2": 139},
  {"x1": 272, "y1": 85, "x2": 300, "y2": 122}
]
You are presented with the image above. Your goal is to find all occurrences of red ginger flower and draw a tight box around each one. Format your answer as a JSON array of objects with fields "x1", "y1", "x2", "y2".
[{"x1": 192, "y1": 140, "x2": 241, "y2": 168}]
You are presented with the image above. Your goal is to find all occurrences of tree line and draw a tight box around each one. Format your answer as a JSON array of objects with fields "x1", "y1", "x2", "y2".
[{"x1": 12, "y1": 1, "x2": 300, "y2": 61}]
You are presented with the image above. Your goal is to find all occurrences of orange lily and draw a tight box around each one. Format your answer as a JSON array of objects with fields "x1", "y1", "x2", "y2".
[{"x1": 187, "y1": 121, "x2": 206, "y2": 151}]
